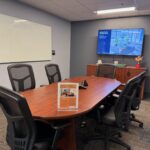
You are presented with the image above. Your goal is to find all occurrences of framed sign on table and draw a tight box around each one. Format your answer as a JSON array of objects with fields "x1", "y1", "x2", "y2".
[{"x1": 58, "y1": 82, "x2": 79, "y2": 111}]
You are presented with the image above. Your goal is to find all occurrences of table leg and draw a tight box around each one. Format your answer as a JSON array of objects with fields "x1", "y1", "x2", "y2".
[{"x1": 57, "y1": 119, "x2": 76, "y2": 150}]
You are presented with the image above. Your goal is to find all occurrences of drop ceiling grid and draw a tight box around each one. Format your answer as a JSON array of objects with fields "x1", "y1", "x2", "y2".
[
  {"x1": 19, "y1": 0, "x2": 150, "y2": 21},
  {"x1": 78, "y1": 0, "x2": 135, "y2": 10},
  {"x1": 50, "y1": 0, "x2": 92, "y2": 15},
  {"x1": 136, "y1": 0, "x2": 150, "y2": 10},
  {"x1": 20, "y1": 0, "x2": 78, "y2": 20}
]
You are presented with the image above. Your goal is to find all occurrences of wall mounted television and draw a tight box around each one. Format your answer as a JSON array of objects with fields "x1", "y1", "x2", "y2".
[{"x1": 97, "y1": 28, "x2": 144, "y2": 56}]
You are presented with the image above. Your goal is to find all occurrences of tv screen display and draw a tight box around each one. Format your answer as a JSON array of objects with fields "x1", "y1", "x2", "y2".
[{"x1": 97, "y1": 28, "x2": 144, "y2": 56}]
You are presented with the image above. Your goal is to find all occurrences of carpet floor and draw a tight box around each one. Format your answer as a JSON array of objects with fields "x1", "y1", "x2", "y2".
[{"x1": 0, "y1": 100, "x2": 150, "y2": 150}]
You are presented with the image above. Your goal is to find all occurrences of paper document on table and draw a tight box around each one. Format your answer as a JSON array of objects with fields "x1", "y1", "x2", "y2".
[{"x1": 58, "y1": 82, "x2": 79, "y2": 111}]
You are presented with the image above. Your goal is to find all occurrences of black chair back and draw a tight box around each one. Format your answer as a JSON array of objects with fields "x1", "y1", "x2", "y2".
[
  {"x1": 45, "y1": 64, "x2": 61, "y2": 84},
  {"x1": 131, "y1": 71, "x2": 146, "y2": 110},
  {"x1": 114, "y1": 75, "x2": 139, "y2": 129},
  {"x1": 97, "y1": 64, "x2": 116, "y2": 78},
  {"x1": 0, "y1": 86, "x2": 36, "y2": 150},
  {"x1": 7, "y1": 64, "x2": 35, "y2": 92}
]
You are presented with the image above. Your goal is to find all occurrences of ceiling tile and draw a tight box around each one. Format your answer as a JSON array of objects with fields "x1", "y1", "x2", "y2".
[
  {"x1": 18, "y1": 0, "x2": 150, "y2": 21},
  {"x1": 136, "y1": 0, "x2": 150, "y2": 10},
  {"x1": 78, "y1": 0, "x2": 135, "y2": 10}
]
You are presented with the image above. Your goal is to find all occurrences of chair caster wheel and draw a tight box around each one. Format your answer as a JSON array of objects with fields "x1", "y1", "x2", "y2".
[{"x1": 139, "y1": 123, "x2": 143, "y2": 128}]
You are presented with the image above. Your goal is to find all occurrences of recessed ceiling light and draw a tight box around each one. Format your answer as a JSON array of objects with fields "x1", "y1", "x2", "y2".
[
  {"x1": 94, "y1": 7, "x2": 136, "y2": 15},
  {"x1": 14, "y1": 19, "x2": 27, "y2": 23}
]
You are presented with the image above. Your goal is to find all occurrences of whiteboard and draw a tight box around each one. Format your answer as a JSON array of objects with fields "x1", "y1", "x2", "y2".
[{"x1": 0, "y1": 14, "x2": 52, "y2": 63}]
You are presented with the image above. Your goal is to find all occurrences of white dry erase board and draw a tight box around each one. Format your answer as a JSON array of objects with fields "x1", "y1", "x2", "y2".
[{"x1": 0, "y1": 14, "x2": 52, "y2": 63}]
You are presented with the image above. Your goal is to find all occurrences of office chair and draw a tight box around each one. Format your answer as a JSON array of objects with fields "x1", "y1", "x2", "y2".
[
  {"x1": 88, "y1": 75, "x2": 139, "y2": 150},
  {"x1": 7, "y1": 64, "x2": 35, "y2": 92},
  {"x1": 96, "y1": 64, "x2": 116, "y2": 111},
  {"x1": 81, "y1": 64, "x2": 116, "y2": 128},
  {"x1": 130, "y1": 71, "x2": 146, "y2": 128},
  {"x1": 45, "y1": 64, "x2": 61, "y2": 84},
  {"x1": 0, "y1": 86, "x2": 69, "y2": 150},
  {"x1": 113, "y1": 71, "x2": 146, "y2": 128},
  {"x1": 96, "y1": 64, "x2": 116, "y2": 79}
]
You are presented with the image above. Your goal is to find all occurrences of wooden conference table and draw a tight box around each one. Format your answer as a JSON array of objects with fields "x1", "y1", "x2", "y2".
[{"x1": 21, "y1": 76, "x2": 120, "y2": 150}]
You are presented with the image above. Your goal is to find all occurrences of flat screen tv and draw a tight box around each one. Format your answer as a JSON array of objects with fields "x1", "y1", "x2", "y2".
[{"x1": 97, "y1": 28, "x2": 144, "y2": 56}]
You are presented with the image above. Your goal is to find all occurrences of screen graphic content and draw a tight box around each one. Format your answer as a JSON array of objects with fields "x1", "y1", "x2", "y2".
[{"x1": 97, "y1": 28, "x2": 144, "y2": 56}]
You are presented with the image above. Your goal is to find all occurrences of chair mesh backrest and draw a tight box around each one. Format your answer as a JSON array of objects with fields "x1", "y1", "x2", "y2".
[
  {"x1": 7, "y1": 64, "x2": 35, "y2": 92},
  {"x1": 45, "y1": 64, "x2": 61, "y2": 84},
  {"x1": 0, "y1": 86, "x2": 36, "y2": 150},
  {"x1": 131, "y1": 71, "x2": 146, "y2": 110},
  {"x1": 114, "y1": 75, "x2": 139, "y2": 128},
  {"x1": 97, "y1": 64, "x2": 116, "y2": 78}
]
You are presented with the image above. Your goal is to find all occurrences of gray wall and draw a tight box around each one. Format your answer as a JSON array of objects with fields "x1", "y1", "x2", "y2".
[
  {"x1": 0, "y1": 0, "x2": 71, "y2": 89},
  {"x1": 71, "y1": 16, "x2": 150, "y2": 94}
]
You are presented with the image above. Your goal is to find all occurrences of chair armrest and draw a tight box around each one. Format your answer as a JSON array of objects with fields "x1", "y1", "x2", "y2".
[
  {"x1": 121, "y1": 83, "x2": 126, "y2": 86},
  {"x1": 34, "y1": 118, "x2": 70, "y2": 130},
  {"x1": 51, "y1": 122, "x2": 70, "y2": 130},
  {"x1": 97, "y1": 105, "x2": 105, "y2": 123},
  {"x1": 112, "y1": 93, "x2": 119, "y2": 98},
  {"x1": 99, "y1": 104, "x2": 105, "y2": 110},
  {"x1": 34, "y1": 118, "x2": 52, "y2": 125},
  {"x1": 116, "y1": 83, "x2": 125, "y2": 93},
  {"x1": 116, "y1": 89, "x2": 122, "y2": 93}
]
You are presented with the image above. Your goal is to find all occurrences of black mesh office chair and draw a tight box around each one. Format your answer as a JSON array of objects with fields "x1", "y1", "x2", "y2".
[
  {"x1": 96, "y1": 64, "x2": 116, "y2": 111},
  {"x1": 88, "y1": 75, "x2": 139, "y2": 150},
  {"x1": 130, "y1": 71, "x2": 146, "y2": 127},
  {"x1": 7, "y1": 64, "x2": 35, "y2": 92},
  {"x1": 81, "y1": 64, "x2": 116, "y2": 128},
  {"x1": 96, "y1": 64, "x2": 116, "y2": 79},
  {"x1": 0, "y1": 86, "x2": 69, "y2": 150},
  {"x1": 45, "y1": 64, "x2": 61, "y2": 84},
  {"x1": 113, "y1": 71, "x2": 146, "y2": 128}
]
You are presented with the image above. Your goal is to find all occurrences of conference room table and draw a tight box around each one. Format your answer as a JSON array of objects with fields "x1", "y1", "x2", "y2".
[{"x1": 21, "y1": 76, "x2": 121, "y2": 150}]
